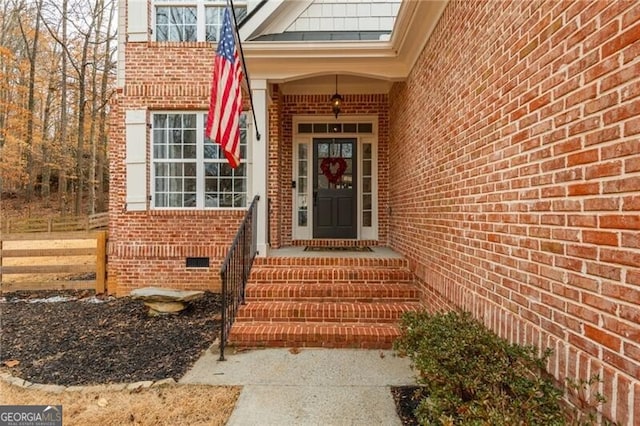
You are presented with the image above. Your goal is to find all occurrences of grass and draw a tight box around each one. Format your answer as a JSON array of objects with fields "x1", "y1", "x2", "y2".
[{"x1": 0, "y1": 381, "x2": 240, "y2": 426}]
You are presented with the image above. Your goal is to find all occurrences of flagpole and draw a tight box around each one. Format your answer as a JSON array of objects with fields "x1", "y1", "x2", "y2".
[{"x1": 227, "y1": 0, "x2": 261, "y2": 141}]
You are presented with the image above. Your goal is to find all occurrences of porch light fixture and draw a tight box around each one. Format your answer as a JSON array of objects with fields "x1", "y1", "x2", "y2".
[{"x1": 331, "y1": 75, "x2": 343, "y2": 119}]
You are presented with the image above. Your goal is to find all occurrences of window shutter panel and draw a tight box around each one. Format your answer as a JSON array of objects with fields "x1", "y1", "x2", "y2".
[
  {"x1": 125, "y1": 110, "x2": 147, "y2": 211},
  {"x1": 127, "y1": 0, "x2": 148, "y2": 42}
]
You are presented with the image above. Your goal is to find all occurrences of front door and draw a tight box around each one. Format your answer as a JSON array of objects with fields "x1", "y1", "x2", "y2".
[{"x1": 313, "y1": 138, "x2": 357, "y2": 238}]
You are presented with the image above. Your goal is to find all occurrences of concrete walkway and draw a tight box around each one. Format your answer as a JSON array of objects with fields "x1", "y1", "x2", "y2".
[{"x1": 180, "y1": 347, "x2": 416, "y2": 425}]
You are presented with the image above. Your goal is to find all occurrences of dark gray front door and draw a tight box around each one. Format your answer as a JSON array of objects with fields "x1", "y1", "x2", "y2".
[{"x1": 313, "y1": 138, "x2": 357, "y2": 239}]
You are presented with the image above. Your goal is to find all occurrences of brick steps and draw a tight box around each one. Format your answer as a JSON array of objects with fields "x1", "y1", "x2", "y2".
[
  {"x1": 236, "y1": 301, "x2": 422, "y2": 322},
  {"x1": 245, "y1": 282, "x2": 419, "y2": 302},
  {"x1": 229, "y1": 252, "x2": 421, "y2": 349},
  {"x1": 252, "y1": 256, "x2": 408, "y2": 268},
  {"x1": 249, "y1": 267, "x2": 414, "y2": 284},
  {"x1": 228, "y1": 322, "x2": 402, "y2": 349}
]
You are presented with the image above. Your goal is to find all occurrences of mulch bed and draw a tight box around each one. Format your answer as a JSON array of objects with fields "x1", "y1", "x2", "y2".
[
  {"x1": 392, "y1": 385, "x2": 427, "y2": 426},
  {"x1": 0, "y1": 290, "x2": 221, "y2": 386},
  {"x1": 2, "y1": 289, "x2": 423, "y2": 423}
]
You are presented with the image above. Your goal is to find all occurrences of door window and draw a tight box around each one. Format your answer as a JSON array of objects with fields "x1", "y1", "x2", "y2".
[{"x1": 297, "y1": 144, "x2": 308, "y2": 227}]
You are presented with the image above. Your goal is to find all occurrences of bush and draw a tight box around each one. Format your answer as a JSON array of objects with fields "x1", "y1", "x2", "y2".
[{"x1": 394, "y1": 310, "x2": 565, "y2": 425}]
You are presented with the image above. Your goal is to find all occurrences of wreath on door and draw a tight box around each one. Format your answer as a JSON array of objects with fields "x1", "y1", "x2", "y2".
[{"x1": 320, "y1": 157, "x2": 347, "y2": 184}]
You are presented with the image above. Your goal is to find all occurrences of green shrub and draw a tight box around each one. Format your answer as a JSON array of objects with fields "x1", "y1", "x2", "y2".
[{"x1": 394, "y1": 310, "x2": 565, "y2": 425}]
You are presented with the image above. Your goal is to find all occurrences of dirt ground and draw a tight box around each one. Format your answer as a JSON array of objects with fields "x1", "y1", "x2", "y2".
[{"x1": 0, "y1": 381, "x2": 240, "y2": 426}]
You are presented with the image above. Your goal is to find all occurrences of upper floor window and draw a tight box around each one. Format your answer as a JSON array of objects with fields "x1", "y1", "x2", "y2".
[
  {"x1": 156, "y1": 6, "x2": 197, "y2": 42},
  {"x1": 154, "y1": 0, "x2": 247, "y2": 42}
]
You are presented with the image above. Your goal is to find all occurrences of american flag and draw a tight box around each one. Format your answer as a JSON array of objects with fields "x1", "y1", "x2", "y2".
[{"x1": 206, "y1": 7, "x2": 243, "y2": 168}]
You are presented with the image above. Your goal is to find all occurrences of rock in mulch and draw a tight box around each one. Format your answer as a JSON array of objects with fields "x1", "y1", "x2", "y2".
[
  {"x1": 131, "y1": 287, "x2": 205, "y2": 316},
  {"x1": 0, "y1": 290, "x2": 221, "y2": 386}
]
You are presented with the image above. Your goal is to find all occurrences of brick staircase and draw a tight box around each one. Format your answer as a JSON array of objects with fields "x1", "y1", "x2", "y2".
[{"x1": 228, "y1": 253, "x2": 422, "y2": 349}]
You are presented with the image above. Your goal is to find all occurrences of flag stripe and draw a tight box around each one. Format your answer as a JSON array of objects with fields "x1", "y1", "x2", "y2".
[{"x1": 206, "y1": 8, "x2": 243, "y2": 169}]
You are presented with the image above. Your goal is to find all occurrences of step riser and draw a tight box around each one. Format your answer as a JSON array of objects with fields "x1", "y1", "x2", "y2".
[
  {"x1": 245, "y1": 284, "x2": 419, "y2": 302},
  {"x1": 253, "y1": 258, "x2": 408, "y2": 268},
  {"x1": 250, "y1": 270, "x2": 413, "y2": 283},
  {"x1": 228, "y1": 340, "x2": 395, "y2": 350},
  {"x1": 236, "y1": 303, "x2": 420, "y2": 323},
  {"x1": 246, "y1": 297, "x2": 417, "y2": 303},
  {"x1": 228, "y1": 323, "x2": 401, "y2": 349}
]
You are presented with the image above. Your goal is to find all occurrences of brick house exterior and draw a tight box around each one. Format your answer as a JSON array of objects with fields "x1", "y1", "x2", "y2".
[{"x1": 111, "y1": 1, "x2": 639, "y2": 423}]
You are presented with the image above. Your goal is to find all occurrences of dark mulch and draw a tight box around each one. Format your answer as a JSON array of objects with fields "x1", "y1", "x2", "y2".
[
  {"x1": 392, "y1": 385, "x2": 428, "y2": 426},
  {"x1": 0, "y1": 290, "x2": 221, "y2": 386}
]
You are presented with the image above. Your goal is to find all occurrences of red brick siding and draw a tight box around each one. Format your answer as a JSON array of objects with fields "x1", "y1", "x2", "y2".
[
  {"x1": 108, "y1": 42, "x2": 249, "y2": 296},
  {"x1": 389, "y1": 0, "x2": 639, "y2": 424},
  {"x1": 268, "y1": 85, "x2": 284, "y2": 247},
  {"x1": 276, "y1": 94, "x2": 390, "y2": 247}
]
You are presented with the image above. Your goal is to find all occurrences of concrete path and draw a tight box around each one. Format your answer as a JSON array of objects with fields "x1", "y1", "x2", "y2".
[{"x1": 181, "y1": 347, "x2": 417, "y2": 426}]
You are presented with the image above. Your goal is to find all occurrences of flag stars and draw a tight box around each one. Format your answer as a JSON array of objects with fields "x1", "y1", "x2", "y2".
[{"x1": 217, "y1": 10, "x2": 236, "y2": 61}]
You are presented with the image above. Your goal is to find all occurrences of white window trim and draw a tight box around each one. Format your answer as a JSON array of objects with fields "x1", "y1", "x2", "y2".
[
  {"x1": 359, "y1": 135, "x2": 378, "y2": 241},
  {"x1": 152, "y1": 0, "x2": 247, "y2": 43},
  {"x1": 293, "y1": 136, "x2": 312, "y2": 240},
  {"x1": 150, "y1": 110, "x2": 252, "y2": 210}
]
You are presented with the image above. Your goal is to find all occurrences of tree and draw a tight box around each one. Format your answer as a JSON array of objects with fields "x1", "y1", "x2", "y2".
[
  {"x1": 16, "y1": 0, "x2": 44, "y2": 201},
  {"x1": 88, "y1": 0, "x2": 115, "y2": 214},
  {"x1": 0, "y1": 0, "x2": 115, "y2": 215},
  {"x1": 0, "y1": 0, "x2": 33, "y2": 194}
]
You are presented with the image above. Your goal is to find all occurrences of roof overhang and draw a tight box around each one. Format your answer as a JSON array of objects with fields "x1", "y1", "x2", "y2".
[{"x1": 241, "y1": 0, "x2": 448, "y2": 83}]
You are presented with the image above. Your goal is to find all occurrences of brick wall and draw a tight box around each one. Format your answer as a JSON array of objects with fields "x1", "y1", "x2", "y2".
[
  {"x1": 110, "y1": 40, "x2": 392, "y2": 292},
  {"x1": 268, "y1": 86, "x2": 284, "y2": 247},
  {"x1": 108, "y1": 42, "x2": 247, "y2": 296},
  {"x1": 276, "y1": 94, "x2": 390, "y2": 247},
  {"x1": 389, "y1": 1, "x2": 640, "y2": 423}
]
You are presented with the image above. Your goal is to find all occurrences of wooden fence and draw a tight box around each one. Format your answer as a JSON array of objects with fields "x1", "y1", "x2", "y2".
[
  {"x1": 2, "y1": 212, "x2": 108, "y2": 234},
  {"x1": 0, "y1": 231, "x2": 107, "y2": 293}
]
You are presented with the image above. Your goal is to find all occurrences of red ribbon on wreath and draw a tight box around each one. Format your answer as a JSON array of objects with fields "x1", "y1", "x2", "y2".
[{"x1": 320, "y1": 157, "x2": 347, "y2": 184}]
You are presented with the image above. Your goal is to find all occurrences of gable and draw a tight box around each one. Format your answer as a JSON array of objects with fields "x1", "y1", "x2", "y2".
[
  {"x1": 242, "y1": 0, "x2": 448, "y2": 82},
  {"x1": 285, "y1": 0, "x2": 401, "y2": 34},
  {"x1": 241, "y1": 0, "x2": 401, "y2": 42}
]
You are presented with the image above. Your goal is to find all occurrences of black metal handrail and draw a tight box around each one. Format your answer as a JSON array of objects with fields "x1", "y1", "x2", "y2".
[{"x1": 219, "y1": 195, "x2": 259, "y2": 360}]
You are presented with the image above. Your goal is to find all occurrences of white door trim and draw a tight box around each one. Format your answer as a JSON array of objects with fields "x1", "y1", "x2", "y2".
[{"x1": 292, "y1": 115, "x2": 378, "y2": 241}]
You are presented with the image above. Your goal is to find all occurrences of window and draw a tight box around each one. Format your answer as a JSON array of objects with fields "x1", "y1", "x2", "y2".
[
  {"x1": 362, "y1": 143, "x2": 373, "y2": 227},
  {"x1": 154, "y1": 0, "x2": 247, "y2": 42},
  {"x1": 296, "y1": 144, "x2": 308, "y2": 227},
  {"x1": 206, "y1": 6, "x2": 247, "y2": 41},
  {"x1": 152, "y1": 112, "x2": 248, "y2": 209},
  {"x1": 297, "y1": 122, "x2": 374, "y2": 134},
  {"x1": 156, "y1": 6, "x2": 197, "y2": 42}
]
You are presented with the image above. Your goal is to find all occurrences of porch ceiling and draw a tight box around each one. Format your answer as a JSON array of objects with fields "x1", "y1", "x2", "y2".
[
  {"x1": 278, "y1": 74, "x2": 392, "y2": 95},
  {"x1": 242, "y1": 0, "x2": 448, "y2": 82}
]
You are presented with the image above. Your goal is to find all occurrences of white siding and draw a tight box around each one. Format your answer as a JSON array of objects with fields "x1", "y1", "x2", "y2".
[{"x1": 287, "y1": 0, "x2": 401, "y2": 33}]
